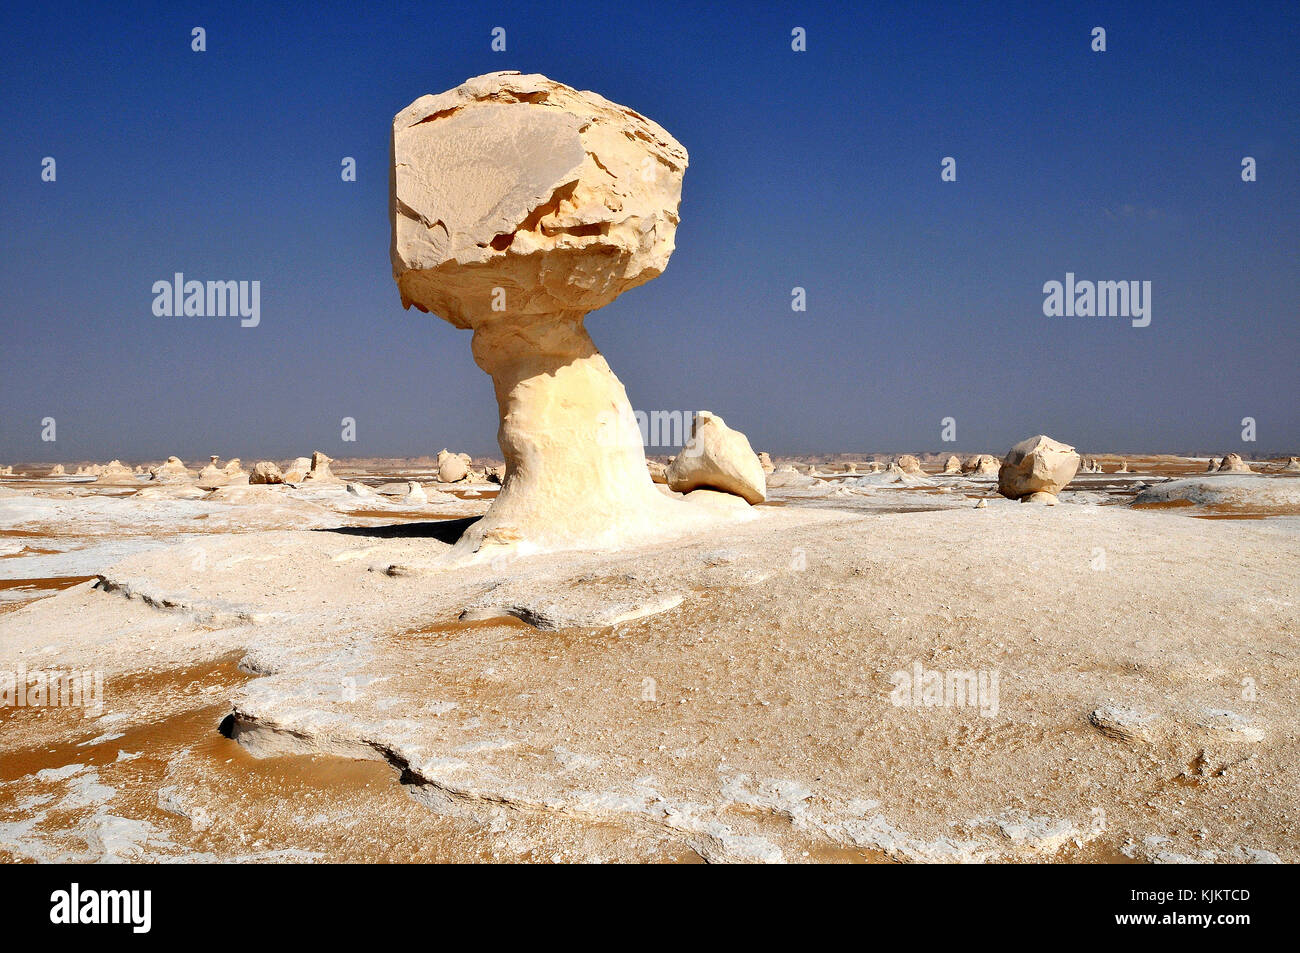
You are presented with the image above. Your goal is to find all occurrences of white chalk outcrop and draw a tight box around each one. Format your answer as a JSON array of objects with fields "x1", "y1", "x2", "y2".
[
  {"x1": 149, "y1": 456, "x2": 192, "y2": 483},
  {"x1": 942, "y1": 455, "x2": 962, "y2": 474},
  {"x1": 665, "y1": 411, "x2": 767, "y2": 505},
  {"x1": 1218, "y1": 453, "x2": 1253, "y2": 473},
  {"x1": 1284, "y1": 457, "x2": 1300, "y2": 472},
  {"x1": 48, "y1": 464, "x2": 66, "y2": 476},
  {"x1": 282, "y1": 457, "x2": 312, "y2": 483},
  {"x1": 302, "y1": 451, "x2": 340, "y2": 483},
  {"x1": 1134, "y1": 476, "x2": 1300, "y2": 511},
  {"x1": 998, "y1": 435, "x2": 1080, "y2": 503},
  {"x1": 93, "y1": 460, "x2": 138, "y2": 486},
  {"x1": 758, "y1": 452, "x2": 775, "y2": 474},
  {"x1": 896, "y1": 455, "x2": 924, "y2": 475},
  {"x1": 391, "y1": 71, "x2": 743, "y2": 554},
  {"x1": 197, "y1": 456, "x2": 230, "y2": 488},
  {"x1": 249, "y1": 461, "x2": 284, "y2": 485},
  {"x1": 963, "y1": 454, "x2": 999, "y2": 475},
  {"x1": 437, "y1": 450, "x2": 472, "y2": 484}
]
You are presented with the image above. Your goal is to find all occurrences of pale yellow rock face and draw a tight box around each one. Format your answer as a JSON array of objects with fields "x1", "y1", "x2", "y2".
[
  {"x1": 249, "y1": 461, "x2": 284, "y2": 485},
  {"x1": 282, "y1": 457, "x2": 312, "y2": 483},
  {"x1": 943, "y1": 455, "x2": 962, "y2": 474},
  {"x1": 303, "y1": 450, "x2": 340, "y2": 483},
  {"x1": 391, "y1": 72, "x2": 740, "y2": 555},
  {"x1": 392, "y1": 71, "x2": 685, "y2": 327},
  {"x1": 963, "y1": 454, "x2": 1000, "y2": 475},
  {"x1": 758, "y1": 452, "x2": 775, "y2": 473},
  {"x1": 896, "y1": 455, "x2": 924, "y2": 475},
  {"x1": 1284, "y1": 457, "x2": 1300, "y2": 472},
  {"x1": 436, "y1": 449, "x2": 471, "y2": 483},
  {"x1": 998, "y1": 435, "x2": 1081, "y2": 501},
  {"x1": 666, "y1": 412, "x2": 767, "y2": 505},
  {"x1": 1218, "y1": 453, "x2": 1253, "y2": 473}
]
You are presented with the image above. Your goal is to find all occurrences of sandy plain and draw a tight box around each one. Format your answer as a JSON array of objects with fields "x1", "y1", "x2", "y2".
[{"x1": 0, "y1": 454, "x2": 1297, "y2": 863}]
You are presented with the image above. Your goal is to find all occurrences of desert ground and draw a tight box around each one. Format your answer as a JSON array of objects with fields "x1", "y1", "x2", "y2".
[{"x1": 2, "y1": 451, "x2": 1297, "y2": 863}]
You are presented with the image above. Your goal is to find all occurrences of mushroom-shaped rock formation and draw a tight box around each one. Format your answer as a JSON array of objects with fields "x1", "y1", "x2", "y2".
[
  {"x1": 665, "y1": 411, "x2": 767, "y2": 505},
  {"x1": 197, "y1": 456, "x2": 229, "y2": 488},
  {"x1": 998, "y1": 435, "x2": 1080, "y2": 503},
  {"x1": 1218, "y1": 453, "x2": 1253, "y2": 473},
  {"x1": 391, "y1": 71, "x2": 738, "y2": 554}
]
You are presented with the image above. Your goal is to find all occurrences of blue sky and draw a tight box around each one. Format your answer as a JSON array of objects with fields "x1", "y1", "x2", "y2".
[{"x1": 1, "y1": 0, "x2": 1297, "y2": 461}]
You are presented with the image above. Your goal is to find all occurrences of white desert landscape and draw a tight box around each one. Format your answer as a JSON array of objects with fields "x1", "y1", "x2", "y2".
[{"x1": 2, "y1": 71, "x2": 1297, "y2": 867}]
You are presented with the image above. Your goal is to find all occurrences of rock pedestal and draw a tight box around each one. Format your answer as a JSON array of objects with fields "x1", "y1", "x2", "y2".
[{"x1": 391, "y1": 72, "x2": 735, "y2": 555}]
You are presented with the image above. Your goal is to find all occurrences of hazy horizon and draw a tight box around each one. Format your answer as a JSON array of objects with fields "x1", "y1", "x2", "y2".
[{"x1": 3, "y1": 1, "x2": 1297, "y2": 463}]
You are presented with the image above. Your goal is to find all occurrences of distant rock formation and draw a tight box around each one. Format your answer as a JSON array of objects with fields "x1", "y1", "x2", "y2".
[
  {"x1": 402, "y1": 481, "x2": 428, "y2": 505},
  {"x1": 303, "y1": 450, "x2": 340, "y2": 483},
  {"x1": 437, "y1": 449, "x2": 472, "y2": 483},
  {"x1": 962, "y1": 454, "x2": 999, "y2": 475},
  {"x1": 1218, "y1": 453, "x2": 1253, "y2": 473},
  {"x1": 282, "y1": 457, "x2": 312, "y2": 482},
  {"x1": 998, "y1": 435, "x2": 1080, "y2": 503},
  {"x1": 765, "y1": 465, "x2": 815, "y2": 489},
  {"x1": 1207, "y1": 457, "x2": 1221, "y2": 472},
  {"x1": 197, "y1": 456, "x2": 229, "y2": 488},
  {"x1": 48, "y1": 464, "x2": 65, "y2": 476},
  {"x1": 896, "y1": 455, "x2": 924, "y2": 475},
  {"x1": 646, "y1": 460, "x2": 669, "y2": 484},
  {"x1": 249, "y1": 461, "x2": 284, "y2": 485},
  {"x1": 757, "y1": 452, "x2": 775, "y2": 473},
  {"x1": 943, "y1": 455, "x2": 962, "y2": 474},
  {"x1": 666, "y1": 412, "x2": 766, "y2": 504},
  {"x1": 93, "y1": 460, "x2": 138, "y2": 486},
  {"x1": 149, "y1": 456, "x2": 193, "y2": 483},
  {"x1": 1284, "y1": 457, "x2": 1300, "y2": 472},
  {"x1": 1115, "y1": 461, "x2": 1130, "y2": 474},
  {"x1": 486, "y1": 465, "x2": 505, "y2": 484}
]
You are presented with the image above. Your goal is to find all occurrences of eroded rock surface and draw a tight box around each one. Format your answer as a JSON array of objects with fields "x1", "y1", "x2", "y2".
[
  {"x1": 998, "y1": 435, "x2": 1080, "y2": 503},
  {"x1": 666, "y1": 412, "x2": 766, "y2": 504}
]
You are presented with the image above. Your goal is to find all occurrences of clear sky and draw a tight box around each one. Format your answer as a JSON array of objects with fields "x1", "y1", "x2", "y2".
[{"x1": 2, "y1": 0, "x2": 1297, "y2": 462}]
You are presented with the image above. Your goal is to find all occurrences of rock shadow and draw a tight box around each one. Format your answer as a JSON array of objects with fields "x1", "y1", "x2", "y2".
[{"x1": 314, "y1": 516, "x2": 480, "y2": 544}]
